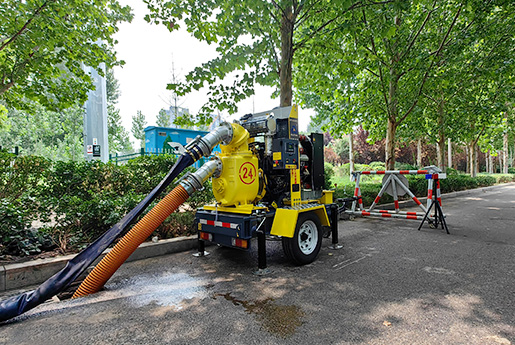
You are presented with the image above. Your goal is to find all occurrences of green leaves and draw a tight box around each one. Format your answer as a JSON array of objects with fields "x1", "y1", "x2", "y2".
[
  {"x1": 0, "y1": 104, "x2": 85, "y2": 161},
  {"x1": 145, "y1": 0, "x2": 376, "y2": 117},
  {"x1": 295, "y1": 0, "x2": 515, "y2": 169},
  {"x1": 0, "y1": 104, "x2": 7, "y2": 131},
  {"x1": 0, "y1": 0, "x2": 133, "y2": 111},
  {"x1": 131, "y1": 110, "x2": 147, "y2": 148},
  {"x1": 156, "y1": 108, "x2": 171, "y2": 127}
]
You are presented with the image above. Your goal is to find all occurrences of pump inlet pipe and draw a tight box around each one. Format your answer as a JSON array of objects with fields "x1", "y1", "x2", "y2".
[
  {"x1": 0, "y1": 124, "x2": 232, "y2": 323},
  {"x1": 345, "y1": 166, "x2": 446, "y2": 224}
]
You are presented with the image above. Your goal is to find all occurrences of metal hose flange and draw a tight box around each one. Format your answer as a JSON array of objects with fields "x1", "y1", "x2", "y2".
[{"x1": 72, "y1": 185, "x2": 190, "y2": 298}]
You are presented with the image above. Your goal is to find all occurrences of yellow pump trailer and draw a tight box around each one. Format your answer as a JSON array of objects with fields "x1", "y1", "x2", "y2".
[{"x1": 194, "y1": 106, "x2": 342, "y2": 271}]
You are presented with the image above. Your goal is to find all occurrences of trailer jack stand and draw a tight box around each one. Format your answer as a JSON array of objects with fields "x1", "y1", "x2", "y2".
[
  {"x1": 253, "y1": 230, "x2": 271, "y2": 276},
  {"x1": 329, "y1": 204, "x2": 343, "y2": 250},
  {"x1": 193, "y1": 239, "x2": 210, "y2": 257}
]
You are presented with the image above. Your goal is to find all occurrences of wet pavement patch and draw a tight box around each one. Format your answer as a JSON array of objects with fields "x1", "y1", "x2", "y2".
[
  {"x1": 109, "y1": 272, "x2": 208, "y2": 309},
  {"x1": 215, "y1": 292, "x2": 305, "y2": 338}
]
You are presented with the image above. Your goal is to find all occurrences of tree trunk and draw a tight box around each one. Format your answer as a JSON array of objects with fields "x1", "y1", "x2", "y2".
[
  {"x1": 279, "y1": 6, "x2": 294, "y2": 107},
  {"x1": 498, "y1": 150, "x2": 503, "y2": 173},
  {"x1": 503, "y1": 131, "x2": 508, "y2": 174},
  {"x1": 385, "y1": 66, "x2": 399, "y2": 170},
  {"x1": 417, "y1": 138, "x2": 422, "y2": 168},
  {"x1": 474, "y1": 145, "x2": 479, "y2": 176},
  {"x1": 436, "y1": 142, "x2": 443, "y2": 170},
  {"x1": 436, "y1": 101, "x2": 445, "y2": 170},
  {"x1": 0, "y1": 81, "x2": 15, "y2": 95},
  {"x1": 513, "y1": 138, "x2": 515, "y2": 168},
  {"x1": 447, "y1": 138, "x2": 452, "y2": 169},
  {"x1": 469, "y1": 141, "x2": 477, "y2": 177},
  {"x1": 384, "y1": 29, "x2": 401, "y2": 170},
  {"x1": 486, "y1": 150, "x2": 490, "y2": 174},
  {"x1": 385, "y1": 119, "x2": 397, "y2": 170},
  {"x1": 349, "y1": 132, "x2": 354, "y2": 175},
  {"x1": 465, "y1": 145, "x2": 470, "y2": 174}
]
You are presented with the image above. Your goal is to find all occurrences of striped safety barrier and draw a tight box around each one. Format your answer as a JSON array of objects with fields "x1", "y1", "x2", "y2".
[{"x1": 346, "y1": 167, "x2": 446, "y2": 224}]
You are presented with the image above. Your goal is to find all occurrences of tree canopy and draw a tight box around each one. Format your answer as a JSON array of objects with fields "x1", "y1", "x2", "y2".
[
  {"x1": 144, "y1": 0, "x2": 388, "y2": 124},
  {"x1": 157, "y1": 108, "x2": 171, "y2": 127},
  {"x1": 295, "y1": 0, "x2": 515, "y2": 169},
  {"x1": 131, "y1": 110, "x2": 147, "y2": 148},
  {"x1": 0, "y1": 0, "x2": 132, "y2": 111},
  {"x1": 106, "y1": 69, "x2": 132, "y2": 154}
]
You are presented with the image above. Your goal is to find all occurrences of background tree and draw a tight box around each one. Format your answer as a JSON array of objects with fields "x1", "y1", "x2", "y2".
[
  {"x1": 156, "y1": 108, "x2": 171, "y2": 127},
  {"x1": 0, "y1": 0, "x2": 132, "y2": 110},
  {"x1": 106, "y1": 69, "x2": 132, "y2": 154},
  {"x1": 332, "y1": 138, "x2": 350, "y2": 164},
  {"x1": 0, "y1": 105, "x2": 7, "y2": 131},
  {"x1": 296, "y1": 0, "x2": 470, "y2": 169},
  {"x1": 144, "y1": 0, "x2": 388, "y2": 124},
  {"x1": 0, "y1": 104, "x2": 84, "y2": 160},
  {"x1": 131, "y1": 110, "x2": 147, "y2": 149},
  {"x1": 442, "y1": 1, "x2": 515, "y2": 176},
  {"x1": 297, "y1": 1, "x2": 515, "y2": 171}
]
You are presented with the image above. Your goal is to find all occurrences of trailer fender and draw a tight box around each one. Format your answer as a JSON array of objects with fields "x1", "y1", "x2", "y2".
[{"x1": 270, "y1": 205, "x2": 330, "y2": 238}]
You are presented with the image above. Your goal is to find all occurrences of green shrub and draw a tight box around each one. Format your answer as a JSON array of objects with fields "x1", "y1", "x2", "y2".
[
  {"x1": 446, "y1": 167, "x2": 459, "y2": 175},
  {"x1": 494, "y1": 174, "x2": 515, "y2": 183},
  {"x1": 475, "y1": 175, "x2": 497, "y2": 187},
  {"x1": 0, "y1": 153, "x2": 214, "y2": 254},
  {"x1": 440, "y1": 175, "x2": 477, "y2": 192},
  {"x1": 394, "y1": 162, "x2": 417, "y2": 170},
  {"x1": 508, "y1": 167, "x2": 515, "y2": 174},
  {"x1": 335, "y1": 163, "x2": 350, "y2": 178},
  {"x1": 155, "y1": 211, "x2": 197, "y2": 239},
  {"x1": 369, "y1": 161, "x2": 386, "y2": 170},
  {"x1": 333, "y1": 182, "x2": 388, "y2": 206},
  {"x1": 0, "y1": 152, "x2": 51, "y2": 201},
  {"x1": 0, "y1": 198, "x2": 54, "y2": 256},
  {"x1": 125, "y1": 154, "x2": 178, "y2": 194},
  {"x1": 324, "y1": 162, "x2": 335, "y2": 189},
  {"x1": 406, "y1": 175, "x2": 428, "y2": 195}
]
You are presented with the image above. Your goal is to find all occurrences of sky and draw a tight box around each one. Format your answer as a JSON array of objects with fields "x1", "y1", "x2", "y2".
[{"x1": 112, "y1": 1, "x2": 311, "y2": 141}]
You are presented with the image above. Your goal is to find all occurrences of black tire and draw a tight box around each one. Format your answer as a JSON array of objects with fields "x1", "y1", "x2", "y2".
[{"x1": 282, "y1": 212, "x2": 323, "y2": 265}]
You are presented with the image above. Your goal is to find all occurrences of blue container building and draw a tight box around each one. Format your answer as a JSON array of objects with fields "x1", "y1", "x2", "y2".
[{"x1": 144, "y1": 126, "x2": 220, "y2": 167}]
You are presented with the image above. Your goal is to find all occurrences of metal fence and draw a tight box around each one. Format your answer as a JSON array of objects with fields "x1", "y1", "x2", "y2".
[
  {"x1": 0, "y1": 146, "x2": 19, "y2": 155},
  {"x1": 1, "y1": 146, "x2": 206, "y2": 167},
  {"x1": 109, "y1": 148, "x2": 207, "y2": 167}
]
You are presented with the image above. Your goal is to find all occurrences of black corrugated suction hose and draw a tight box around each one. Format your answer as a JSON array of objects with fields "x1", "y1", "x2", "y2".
[{"x1": 0, "y1": 154, "x2": 193, "y2": 323}]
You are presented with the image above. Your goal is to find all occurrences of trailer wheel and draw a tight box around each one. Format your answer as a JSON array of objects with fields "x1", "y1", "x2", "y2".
[{"x1": 282, "y1": 212, "x2": 322, "y2": 265}]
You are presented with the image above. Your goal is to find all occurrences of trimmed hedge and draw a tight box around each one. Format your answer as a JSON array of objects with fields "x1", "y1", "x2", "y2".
[
  {"x1": 333, "y1": 173, "x2": 513, "y2": 208},
  {"x1": 2, "y1": 147, "x2": 514, "y2": 258},
  {"x1": 0, "y1": 152, "x2": 214, "y2": 257}
]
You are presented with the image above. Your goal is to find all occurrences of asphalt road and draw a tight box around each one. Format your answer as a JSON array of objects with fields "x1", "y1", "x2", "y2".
[{"x1": 1, "y1": 184, "x2": 514, "y2": 345}]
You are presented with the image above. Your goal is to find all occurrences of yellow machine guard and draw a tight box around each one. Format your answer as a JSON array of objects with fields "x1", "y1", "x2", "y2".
[{"x1": 270, "y1": 205, "x2": 330, "y2": 238}]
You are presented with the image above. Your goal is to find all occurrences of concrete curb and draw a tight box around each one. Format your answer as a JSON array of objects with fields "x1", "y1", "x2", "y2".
[{"x1": 0, "y1": 235, "x2": 198, "y2": 292}]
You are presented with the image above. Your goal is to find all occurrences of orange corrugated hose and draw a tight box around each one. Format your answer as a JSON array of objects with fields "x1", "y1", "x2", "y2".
[{"x1": 72, "y1": 185, "x2": 190, "y2": 298}]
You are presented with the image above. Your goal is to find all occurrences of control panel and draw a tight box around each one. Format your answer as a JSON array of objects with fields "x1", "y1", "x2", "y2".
[{"x1": 272, "y1": 139, "x2": 299, "y2": 170}]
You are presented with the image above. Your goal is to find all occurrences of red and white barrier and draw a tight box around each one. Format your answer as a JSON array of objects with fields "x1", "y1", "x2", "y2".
[{"x1": 346, "y1": 168, "x2": 446, "y2": 224}]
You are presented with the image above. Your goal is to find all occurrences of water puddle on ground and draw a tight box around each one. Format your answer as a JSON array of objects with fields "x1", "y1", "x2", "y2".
[
  {"x1": 19, "y1": 272, "x2": 208, "y2": 320},
  {"x1": 215, "y1": 293, "x2": 304, "y2": 338},
  {"x1": 108, "y1": 272, "x2": 208, "y2": 309}
]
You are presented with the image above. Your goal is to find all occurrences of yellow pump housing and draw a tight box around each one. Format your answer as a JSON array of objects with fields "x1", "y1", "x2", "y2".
[{"x1": 211, "y1": 123, "x2": 260, "y2": 210}]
